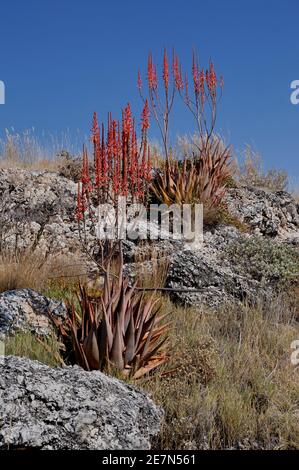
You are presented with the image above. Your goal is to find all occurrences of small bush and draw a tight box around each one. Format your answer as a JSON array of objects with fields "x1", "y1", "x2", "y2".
[
  {"x1": 62, "y1": 246, "x2": 170, "y2": 379},
  {"x1": 57, "y1": 150, "x2": 83, "y2": 182},
  {"x1": 151, "y1": 136, "x2": 232, "y2": 228},
  {"x1": 224, "y1": 236, "x2": 299, "y2": 289},
  {"x1": 237, "y1": 146, "x2": 288, "y2": 191}
]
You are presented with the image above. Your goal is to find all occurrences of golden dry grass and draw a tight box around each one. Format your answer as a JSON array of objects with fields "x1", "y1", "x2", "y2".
[
  {"x1": 0, "y1": 251, "x2": 86, "y2": 295},
  {"x1": 133, "y1": 244, "x2": 170, "y2": 289},
  {"x1": 0, "y1": 128, "x2": 82, "y2": 171},
  {"x1": 140, "y1": 295, "x2": 299, "y2": 450},
  {"x1": 2, "y1": 249, "x2": 298, "y2": 450}
]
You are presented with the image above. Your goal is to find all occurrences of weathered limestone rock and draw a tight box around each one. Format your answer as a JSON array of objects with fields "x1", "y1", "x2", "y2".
[
  {"x1": 0, "y1": 288, "x2": 66, "y2": 340},
  {"x1": 225, "y1": 186, "x2": 299, "y2": 237},
  {"x1": 0, "y1": 356, "x2": 163, "y2": 450}
]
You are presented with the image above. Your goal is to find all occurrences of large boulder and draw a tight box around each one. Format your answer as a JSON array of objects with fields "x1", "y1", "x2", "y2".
[
  {"x1": 166, "y1": 226, "x2": 258, "y2": 307},
  {"x1": 0, "y1": 356, "x2": 163, "y2": 450},
  {"x1": 166, "y1": 225, "x2": 299, "y2": 308},
  {"x1": 0, "y1": 289, "x2": 66, "y2": 340},
  {"x1": 225, "y1": 185, "x2": 299, "y2": 237},
  {"x1": 0, "y1": 169, "x2": 82, "y2": 256}
]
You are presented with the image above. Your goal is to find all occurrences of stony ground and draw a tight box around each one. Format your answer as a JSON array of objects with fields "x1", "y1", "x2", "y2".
[{"x1": 0, "y1": 168, "x2": 298, "y2": 450}]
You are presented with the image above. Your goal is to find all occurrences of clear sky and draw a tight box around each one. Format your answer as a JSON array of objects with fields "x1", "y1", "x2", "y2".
[{"x1": 0, "y1": 0, "x2": 299, "y2": 181}]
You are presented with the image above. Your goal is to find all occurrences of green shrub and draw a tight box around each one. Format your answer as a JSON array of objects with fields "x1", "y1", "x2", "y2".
[{"x1": 224, "y1": 236, "x2": 299, "y2": 289}]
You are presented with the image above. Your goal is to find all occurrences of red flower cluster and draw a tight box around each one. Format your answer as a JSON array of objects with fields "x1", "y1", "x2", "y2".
[
  {"x1": 76, "y1": 103, "x2": 152, "y2": 221},
  {"x1": 172, "y1": 53, "x2": 183, "y2": 91},
  {"x1": 162, "y1": 49, "x2": 169, "y2": 91},
  {"x1": 206, "y1": 61, "x2": 217, "y2": 93},
  {"x1": 147, "y1": 53, "x2": 157, "y2": 90},
  {"x1": 191, "y1": 52, "x2": 207, "y2": 101},
  {"x1": 141, "y1": 99, "x2": 150, "y2": 130}
]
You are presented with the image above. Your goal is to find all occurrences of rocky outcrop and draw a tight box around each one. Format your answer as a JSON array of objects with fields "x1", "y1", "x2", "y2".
[
  {"x1": 0, "y1": 170, "x2": 298, "y2": 309},
  {"x1": 0, "y1": 169, "x2": 82, "y2": 257},
  {"x1": 166, "y1": 226, "x2": 257, "y2": 307},
  {"x1": 0, "y1": 356, "x2": 163, "y2": 450},
  {"x1": 0, "y1": 289, "x2": 66, "y2": 340},
  {"x1": 166, "y1": 225, "x2": 299, "y2": 308},
  {"x1": 225, "y1": 185, "x2": 299, "y2": 237},
  {"x1": 1, "y1": 170, "x2": 298, "y2": 259}
]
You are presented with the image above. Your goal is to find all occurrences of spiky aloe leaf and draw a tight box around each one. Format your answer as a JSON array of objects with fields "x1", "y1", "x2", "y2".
[
  {"x1": 65, "y1": 243, "x2": 170, "y2": 379},
  {"x1": 110, "y1": 316, "x2": 124, "y2": 370},
  {"x1": 82, "y1": 327, "x2": 100, "y2": 370}
]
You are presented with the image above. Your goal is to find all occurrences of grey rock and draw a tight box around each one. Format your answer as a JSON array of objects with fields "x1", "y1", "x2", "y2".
[
  {"x1": 0, "y1": 169, "x2": 84, "y2": 257},
  {"x1": 225, "y1": 186, "x2": 299, "y2": 237},
  {"x1": 0, "y1": 356, "x2": 163, "y2": 450},
  {"x1": 166, "y1": 227, "x2": 261, "y2": 308},
  {"x1": 0, "y1": 170, "x2": 298, "y2": 260},
  {"x1": 0, "y1": 288, "x2": 66, "y2": 340}
]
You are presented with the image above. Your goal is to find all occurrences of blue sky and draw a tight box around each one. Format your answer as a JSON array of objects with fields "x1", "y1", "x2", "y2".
[{"x1": 0, "y1": 0, "x2": 299, "y2": 180}]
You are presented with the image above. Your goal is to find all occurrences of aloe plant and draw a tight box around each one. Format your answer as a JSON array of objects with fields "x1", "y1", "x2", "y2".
[
  {"x1": 151, "y1": 137, "x2": 232, "y2": 209},
  {"x1": 65, "y1": 248, "x2": 169, "y2": 379}
]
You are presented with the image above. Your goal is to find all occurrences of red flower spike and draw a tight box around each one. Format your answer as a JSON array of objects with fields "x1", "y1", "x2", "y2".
[
  {"x1": 141, "y1": 99, "x2": 150, "y2": 131},
  {"x1": 123, "y1": 103, "x2": 132, "y2": 137},
  {"x1": 101, "y1": 123, "x2": 108, "y2": 183},
  {"x1": 173, "y1": 54, "x2": 183, "y2": 91},
  {"x1": 163, "y1": 49, "x2": 169, "y2": 91},
  {"x1": 81, "y1": 145, "x2": 92, "y2": 192},
  {"x1": 147, "y1": 53, "x2": 157, "y2": 90},
  {"x1": 137, "y1": 70, "x2": 142, "y2": 90},
  {"x1": 199, "y1": 69, "x2": 205, "y2": 106},
  {"x1": 207, "y1": 61, "x2": 217, "y2": 92},
  {"x1": 192, "y1": 52, "x2": 201, "y2": 95},
  {"x1": 92, "y1": 113, "x2": 102, "y2": 187},
  {"x1": 107, "y1": 113, "x2": 114, "y2": 176},
  {"x1": 92, "y1": 112, "x2": 99, "y2": 145}
]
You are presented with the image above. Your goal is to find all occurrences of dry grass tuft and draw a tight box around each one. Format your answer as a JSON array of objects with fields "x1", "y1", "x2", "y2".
[
  {"x1": 141, "y1": 295, "x2": 299, "y2": 450},
  {"x1": 134, "y1": 244, "x2": 170, "y2": 289},
  {"x1": 0, "y1": 128, "x2": 83, "y2": 172},
  {"x1": 0, "y1": 251, "x2": 86, "y2": 295},
  {"x1": 5, "y1": 330, "x2": 63, "y2": 367},
  {"x1": 236, "y1": 146, "x2": 288, "y2": 191}
]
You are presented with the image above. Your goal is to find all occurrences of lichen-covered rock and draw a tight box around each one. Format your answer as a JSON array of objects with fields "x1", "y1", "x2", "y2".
[
  {"x1": 1, "y1": 170, "x2": 298, "y2": 259},
  {"x1": 166, "y1": 226, "x2": 299, "y2": 308},
  {"x1": 0, "y1": 356, "x2": 163, "y2": 450},
  {"x1": 0, "y1": 169, "x2": 83, "y2": 257},
  {"x1": 225, "y1": 186, "x2": 299, "y2": 237},
  {"x1": 167, "y1": 239, "x2": 261, "y2": 308},
  {"x1": 0, "y1": 289, "x2": 66, "y2": 340}
]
